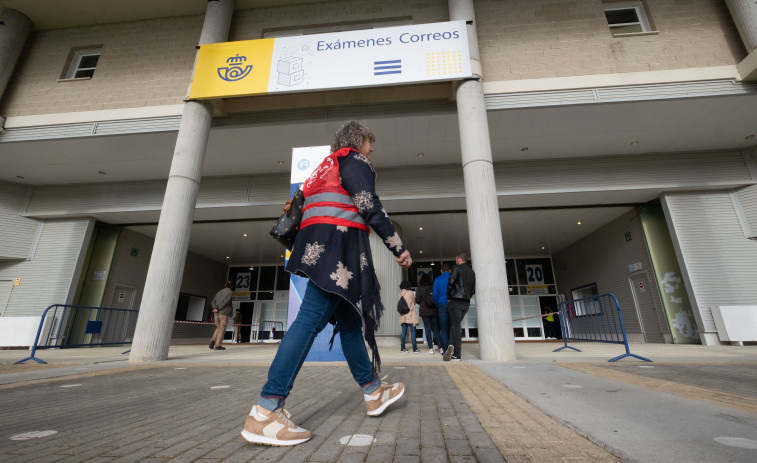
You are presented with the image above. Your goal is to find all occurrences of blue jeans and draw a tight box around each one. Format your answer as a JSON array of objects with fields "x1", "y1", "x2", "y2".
[
  {"x1": 400, "y1": 323, "x2": 417, "y2": 351},
  {"x1": 422, "y1": 316, "x2": 441, "y2": 350},
  {"x1": 437, "y1": 304, "x2": 449, "y2": 351},
  {"x1": 259, "y1": 281, "x2": 379, "y2": 411}
]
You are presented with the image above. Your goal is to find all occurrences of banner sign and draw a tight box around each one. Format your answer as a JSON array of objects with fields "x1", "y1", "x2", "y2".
[
  {"x1": 284, "y1": 145, "x2": 344, "y2": 361},
  {"x1": 190, "y1": 21, "x2": 471, "y2": 99}
]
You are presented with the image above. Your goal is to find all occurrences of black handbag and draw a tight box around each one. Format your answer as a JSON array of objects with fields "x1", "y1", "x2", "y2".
[{"x1": 269, "y1": 189, "x2": 304, "y2": 250}]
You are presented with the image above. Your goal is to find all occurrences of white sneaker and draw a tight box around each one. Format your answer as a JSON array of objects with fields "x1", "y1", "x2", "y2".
[
  {"x1": 427, "y1": 349, "x2": 434, "y2": 355},
  {"x1": 241, "y1": 406, "x2": 311, "y2": 446},
  {"x1": 365, "y1": 382, "x2": 405, "y2": 416}
]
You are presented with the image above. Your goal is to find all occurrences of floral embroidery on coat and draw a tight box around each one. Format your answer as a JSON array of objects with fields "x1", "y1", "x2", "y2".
[
  {"x1": 384, "y1": 232, "x2": 404, "y2": 252},
  {"x1": 352, "y1": 190, "x2": 373, "y2": 212},
  {"x1": 353, "y1": 153, "x2": 372, "y2": 165},
  {"x1": 337, "y1": 225, "x2": 348, "y2": 232},
  {"x1": 330, "y1": 261, "x2": 353, "y2": 289},
  {"x1": 360, "y1": 253, "x2": 368, "y2": 271},
  {"x1": 301, "y1": 241, "x2": 326, "y2": 266}
]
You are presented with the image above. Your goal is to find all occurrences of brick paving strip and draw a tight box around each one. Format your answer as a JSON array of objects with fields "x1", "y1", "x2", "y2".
[
  {"x1": 558, "y1": 362, "x2": 757, "y2": 414},
  {"x1": 446, "y1": 363, "x2": 622, "y2": 463}
]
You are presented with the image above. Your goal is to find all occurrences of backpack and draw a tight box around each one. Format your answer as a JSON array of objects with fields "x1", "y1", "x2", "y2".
[
  {"x1": 424, "y1": 286, "x2": 436, "y2": 308},
  {"x1": 397, "y1": 292, "x2": 410, "y2": 315}
]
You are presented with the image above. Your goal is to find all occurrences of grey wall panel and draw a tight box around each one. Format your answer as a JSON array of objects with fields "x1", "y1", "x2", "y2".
[
  {"x1": 0, "y1": 218, "x2": 93, "y2": 317},
  {"x1": 196, "y1": 176, "x2": 249, "y2": 205},
  {"x1": 662, "y1": 191, "x2": 757, "y2": 336},
  {"x1": 734, "y1": 184, "x2": 757, "y2": 237},
  {"x1": 22, "y1": 150, "x2": 757, "y2": 219},
  {"x1": 0, "y1": 182, "x2": 43, "y2": 259},
  {"x1": 552, "y1": 209, "x2": 667, "y2": 339},
  {"x1": 493, "y1": 152, "x2": 753, "y2": 195},
  {"x1": 26, "y1": 181, "x2": 167, "y2": 215}
]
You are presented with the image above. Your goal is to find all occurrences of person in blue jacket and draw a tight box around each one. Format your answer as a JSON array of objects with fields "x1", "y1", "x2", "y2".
[{"x1": 432, "y1": 263, "x2": 451, "y2": 357}]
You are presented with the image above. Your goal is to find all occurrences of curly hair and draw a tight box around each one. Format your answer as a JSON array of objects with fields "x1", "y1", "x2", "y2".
[{"x1": 331, "y1": 120, "x2": 376, "y2": 153}]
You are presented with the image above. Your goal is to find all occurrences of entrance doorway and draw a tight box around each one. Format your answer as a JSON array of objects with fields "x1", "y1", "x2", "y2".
[{"x1": 629, "y1": 271, "x2": 666, "y2": 343}]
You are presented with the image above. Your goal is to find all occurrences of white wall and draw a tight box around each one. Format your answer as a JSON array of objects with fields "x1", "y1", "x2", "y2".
[
  {"x1": 662, "y1": 191, "x2": 757, "y2": 345},
  {"x1": 0, "y1": 218, "x2": 93, "y2": 317},
  {"x1": 0, "y1": 181, "x2": 43, "y2": 259}
]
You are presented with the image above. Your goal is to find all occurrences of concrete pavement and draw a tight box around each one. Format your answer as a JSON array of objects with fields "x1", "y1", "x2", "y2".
[{"x1": 1, "y1": 340, "x2": 756, "y2": 462}]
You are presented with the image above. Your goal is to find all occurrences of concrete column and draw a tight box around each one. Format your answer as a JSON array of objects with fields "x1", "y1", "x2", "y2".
[
  {"x1": 130, "y1": 0, "x2": 234, "y2": 362},
  {"x1": 0, "y1": 8, "x2": 32, "y2": 102},
  {"x1": 726, "y1": 0, "x2": 757, "y2": 52},
  {"x1": 449, "y1": 0, "x2": 515, "y2": 361}
]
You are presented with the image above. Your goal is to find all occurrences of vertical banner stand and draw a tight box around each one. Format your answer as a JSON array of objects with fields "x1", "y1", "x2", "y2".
[{"x1": 287, "y1": 146, "x2": 346, "y2": 361}]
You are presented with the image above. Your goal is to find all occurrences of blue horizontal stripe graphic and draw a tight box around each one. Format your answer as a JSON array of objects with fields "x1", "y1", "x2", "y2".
[
  {"x1": 374, "y1": 65, "x2": 401, "y2": 70},
  {"x1": 374, "y1": 60, "x2": 401, "y2": 65},
  {"x1": 374, "y1": 70, "x2": 402, "y2": 75}
]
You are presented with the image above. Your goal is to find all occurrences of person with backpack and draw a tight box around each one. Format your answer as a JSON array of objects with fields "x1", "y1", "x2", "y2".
[
  {"x1": 416, "y1": 273, "x2": 441, "y2": 354},
  {"x1": 397, "y1": 280, "x2": 419, "y2": 353}
]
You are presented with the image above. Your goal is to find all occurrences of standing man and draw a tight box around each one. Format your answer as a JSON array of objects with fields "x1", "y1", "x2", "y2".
[
  {"x1": 233, "y1": 308, "x2": 243, "y2": 343},
  {"x1": 210, "y1": 281, "x2": 234, "y2": 350},
  {"x1": 444, "y1": 253, "x2": 476, "y2": 361},
  {"x1": 433, "y1": 263, "x2": 451, "y2": 357}
]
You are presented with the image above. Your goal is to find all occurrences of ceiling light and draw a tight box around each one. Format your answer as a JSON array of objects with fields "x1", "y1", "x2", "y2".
[
  {"x1": 577, "y1": 221, "x2": 582, "y2": 225},
  {"x1": 630, "y1": 141, "x2": 639, "y2": 146},
  {"x1": 419, "y1": 227, "x2": 423, "y2": 231},
  {"x1": 249, "y1": 266, "x2": 254, "y2": 270},
  {"x1": 243, "y1": 233, "x2": 247, "y2": 237},
  {"x1": 277, "y1": 160, "x2": 285, "y2": 165},
  {"x1": 430, "y1": 262, "x2": 435, "y2": 266},
  {"x1": 417, "y1": 152, "x2": 425, "y2": 158},
  {"x1": 226, "y1": 256, "x2": 230, "y2": 259},
  {"x1": 541, "y1": 246, "x2": 545, "y2": 250},
  {"x1": 419, "y1": 250, "x2": 423, "y2": 254}
]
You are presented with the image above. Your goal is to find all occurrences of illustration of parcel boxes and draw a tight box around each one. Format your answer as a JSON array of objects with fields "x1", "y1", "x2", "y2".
[{"x1": 277, "y1": 56, "x2": 304, "y2": 86}]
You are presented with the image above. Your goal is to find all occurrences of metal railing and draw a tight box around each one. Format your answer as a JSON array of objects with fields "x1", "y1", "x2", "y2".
[
  {"x1": 15, "y1": 304, "x2": 138, "y2": 365},
  {"x1": 553, "y1": 294, "x2": 652, "y2": 362}
]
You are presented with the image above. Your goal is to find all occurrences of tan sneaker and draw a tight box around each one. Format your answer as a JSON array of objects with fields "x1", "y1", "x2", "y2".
[
  {"x1": 241, "y1": 405, "x2": 311, "y2": 446},
  {"x1": 365, "y1": 382, "x2": 405, "y2": 416}
]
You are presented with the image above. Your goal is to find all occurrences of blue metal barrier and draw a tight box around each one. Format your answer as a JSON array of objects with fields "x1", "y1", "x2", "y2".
[
  {"x1": 553, "y1": 294, "x2": 652, "y2": 362},
  {"x1": 15, "y1": 304, "x2": 139, "y2": 364}
]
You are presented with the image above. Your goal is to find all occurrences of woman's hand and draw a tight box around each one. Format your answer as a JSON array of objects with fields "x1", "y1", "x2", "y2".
[
  {"x1": 396, "y1": 250, "x2": 412, "y2": 269},
  {"x1": 283, "y1": 195, "x2": 293, "y2": 214}
]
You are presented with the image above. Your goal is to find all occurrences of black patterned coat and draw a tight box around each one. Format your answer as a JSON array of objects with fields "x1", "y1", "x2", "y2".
[{"x1": 286, "y1": 149, "x2": 407, "y2": 371}]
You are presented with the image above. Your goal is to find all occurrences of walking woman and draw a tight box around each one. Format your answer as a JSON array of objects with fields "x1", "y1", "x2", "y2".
[{"x1": 241, "y1": 121, "x2": 413, "y2": 446}]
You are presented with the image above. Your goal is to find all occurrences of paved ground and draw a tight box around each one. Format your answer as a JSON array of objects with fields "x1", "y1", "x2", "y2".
[{"x1": 1, "y1": 340, "x2": 756, "y2": 462}]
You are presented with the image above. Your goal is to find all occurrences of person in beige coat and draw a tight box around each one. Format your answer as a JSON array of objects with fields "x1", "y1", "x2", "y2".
[{"x1": 398, "y1": 281, "x2": 419, "y2": 353}]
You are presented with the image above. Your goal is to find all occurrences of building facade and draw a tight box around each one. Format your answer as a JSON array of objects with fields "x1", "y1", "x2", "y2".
[{"x1": 1, "y1": 0, "x2": 756, "y2": 353}]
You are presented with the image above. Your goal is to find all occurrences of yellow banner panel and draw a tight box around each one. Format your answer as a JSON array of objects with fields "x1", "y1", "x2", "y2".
[{"x1": 190, "y1": 39, "x2": 275, "y2": 99}]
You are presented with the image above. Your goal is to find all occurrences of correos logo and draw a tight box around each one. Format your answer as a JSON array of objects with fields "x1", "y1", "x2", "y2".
[
  {"x1": 217, "y1": 54, "x2": 253, "y2": 82},
  {"x1": 297, "y1": 159, "x2": 310, "y2": 170}
]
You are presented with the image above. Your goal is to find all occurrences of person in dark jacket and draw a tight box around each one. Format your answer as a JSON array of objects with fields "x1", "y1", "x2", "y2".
[
  {"x1": 241, "y1": 120, "x2": 412, "y2": 447},
  {"x1": 415, "y1": 273, "x2": 441, "y2": 354},
  {"x1": 444, "y1": 253, "x2": 475, "y2": 361}
]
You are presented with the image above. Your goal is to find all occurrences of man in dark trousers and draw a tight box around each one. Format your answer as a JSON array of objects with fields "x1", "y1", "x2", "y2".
[
  {"x1": 444, "y1": 253, "x2": 476, "y2": 361},
  {"x1": 209, "y1": 281, "x2": 234, "y2": 350}
]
